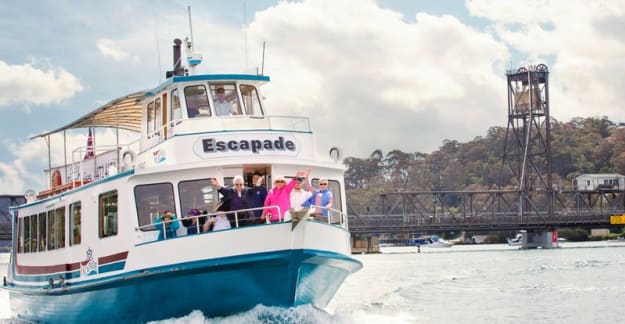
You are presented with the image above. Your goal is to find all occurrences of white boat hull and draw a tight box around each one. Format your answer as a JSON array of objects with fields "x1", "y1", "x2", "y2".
[{"x1": 6, "y1": 221, "x2": 361, "y2": 322}]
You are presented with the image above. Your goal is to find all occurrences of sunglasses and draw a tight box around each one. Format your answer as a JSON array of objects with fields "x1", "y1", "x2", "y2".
[
  {"x1": 275, "y1": 180, "x2": 285, "y2": 184},
  {"x1": 319, "y1": 183, "x2": 328, "y2": 186}
]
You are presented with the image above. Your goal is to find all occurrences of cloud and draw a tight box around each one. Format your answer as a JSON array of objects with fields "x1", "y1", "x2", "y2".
[
  {"x1": 0, "y1": 60, "x2": 83, "y2": 107},
  {"x1": 247, "y1": 0, "x2": 509, "y2": 156},
  {"x1": 466, "y1": 0, "x2": 625, "y2": 123},
  {"x1": 96, "y1": 38, "x2": 130, "y2": 61}
]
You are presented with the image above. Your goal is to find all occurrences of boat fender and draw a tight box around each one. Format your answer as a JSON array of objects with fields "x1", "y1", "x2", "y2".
[{"x1": 122, "y1": 150, "x2": 136, "y2": 166}]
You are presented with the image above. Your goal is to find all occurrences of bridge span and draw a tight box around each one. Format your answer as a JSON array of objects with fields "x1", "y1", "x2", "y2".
[{"x1": 348, "y1": 189, "x2": 625, "y2": 235}]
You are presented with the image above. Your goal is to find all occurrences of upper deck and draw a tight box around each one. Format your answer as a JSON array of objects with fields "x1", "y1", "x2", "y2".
[{"x1": 34, "y1": 73, "x2": 337, "y2": 198}]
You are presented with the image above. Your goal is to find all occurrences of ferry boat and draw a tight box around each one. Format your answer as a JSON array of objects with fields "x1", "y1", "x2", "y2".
[{"x1": 2, "y1": 37, "x2": 362, "y2": 322}]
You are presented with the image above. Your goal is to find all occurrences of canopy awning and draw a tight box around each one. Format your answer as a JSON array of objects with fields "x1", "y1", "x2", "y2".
[{"x1": 31, "y1": 90, "x2": 148, "y2": 139}]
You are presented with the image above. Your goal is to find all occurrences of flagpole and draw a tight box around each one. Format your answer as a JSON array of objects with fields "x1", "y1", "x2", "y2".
[
  {"x1": 63, "y1": 130, "x2": 67, "y2": 186},
  {"x1": 92, "y1": 127, "x2": 97, "y2": 180}
]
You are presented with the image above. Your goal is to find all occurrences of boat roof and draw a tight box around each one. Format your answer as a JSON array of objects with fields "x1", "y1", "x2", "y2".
[{"x1": 31, "y1": 74, "x2": 270, "y2": 139}]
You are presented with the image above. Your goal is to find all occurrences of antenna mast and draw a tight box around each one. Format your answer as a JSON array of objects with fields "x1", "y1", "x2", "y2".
[
  {"x1": 152, "y1": 7, "x2": 162, "y2": 83},
  {"x1": 184, "y1": 5, "x2": 202, "y2": 75},
  {"x1": 244, "y1": 1, "x2": 248, "y2": 70},
  {"x1": 188, "y1": 6, "x2": 195, "y2": 46},
  {"x1": 261, "y1": 41, "x2": 266, "y2": 75}
]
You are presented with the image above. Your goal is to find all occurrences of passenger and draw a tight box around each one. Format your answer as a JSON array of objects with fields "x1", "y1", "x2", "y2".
[
  {"x1": 203, "y1": 212, "x2": 231, "y2": 232},
  {"x1": 261, "y1": 171, "x2": 307, "y2": 222},
  {"x1": 214, "y1": 87, "x2": 234, "y2": 116},
  {"x1": 211, "y1": 176, "x2": 254, "y2": 226},
  {"x1": 287, "y1": 170, "x2": 312, "y2": 221},
  {"x1": 249, "y1": 173, "x2": 267, "y2": 222},
  {"x1": 302, "y1": 177, "x2": 334, "y2": 221},
  {"x1": 182, "y1": 209, "x2": 201, "y2": 235},
  {"x1": 153, "y1": 211, "x2": 180, "y2": 240}
]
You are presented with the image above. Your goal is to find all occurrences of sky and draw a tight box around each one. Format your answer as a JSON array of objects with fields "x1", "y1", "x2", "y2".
[{"x1": 0, "y1": 0, "x2": 624, "y2": 194}]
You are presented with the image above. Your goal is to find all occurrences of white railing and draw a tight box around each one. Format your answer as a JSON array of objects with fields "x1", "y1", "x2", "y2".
[
  {"x1": 67, "y1": 139, "x2": 141, "y2": 185},
  {"x1": 150, "y1": 114, "x2": 311, "y2": 141},
  {"x1": 135, "y1": 204, "x2": 347, "y2": 243},
  {"x1": 307, "y1": 205, "x2": 347, "y2": 228}
]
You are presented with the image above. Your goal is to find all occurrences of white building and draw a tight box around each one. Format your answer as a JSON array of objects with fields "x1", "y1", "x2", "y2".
[{"x1": 575, "y1": 173, "x2": 625, "y2": 191}]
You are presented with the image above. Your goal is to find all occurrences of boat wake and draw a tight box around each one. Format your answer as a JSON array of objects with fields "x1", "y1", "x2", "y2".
[{"x1": 148, "y1": 304, "x2": 337, "y2": 324}]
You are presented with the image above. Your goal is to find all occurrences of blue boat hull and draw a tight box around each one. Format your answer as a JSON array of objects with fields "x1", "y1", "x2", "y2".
[{"x1": 8, "y1": 248, "x2": 362, "y2": 323}]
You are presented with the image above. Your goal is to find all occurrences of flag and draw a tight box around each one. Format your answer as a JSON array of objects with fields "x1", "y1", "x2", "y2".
[{"x1": 84, "y1": 127, "x2": 94, "y2": 160}]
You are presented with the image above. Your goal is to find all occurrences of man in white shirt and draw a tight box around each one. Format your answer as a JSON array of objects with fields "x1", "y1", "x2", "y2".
[
  {"x1": 287, "y1": 176, "x2": 311, "y2": 221},
  {"x1": 214, "y1": 87, "x2": 234, "y2": 116}
]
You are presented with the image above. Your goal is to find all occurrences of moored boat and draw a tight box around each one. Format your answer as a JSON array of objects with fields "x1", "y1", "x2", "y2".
[
  {"x1": 2, "y1": 34, "x2": 362, "y2": 322},
  {"x1": 507, "y1": 233, "x2": 523, "y2": 246}
]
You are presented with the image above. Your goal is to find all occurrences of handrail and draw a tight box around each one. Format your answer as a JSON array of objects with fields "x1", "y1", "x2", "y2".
[
  {"x1": 148, "y1": 114, "x2": 311, "y2": 140},
  {"x1": 135, "y1": 206, "x2": 282, "y2": 239},
  {"x1": 308, "y1": 205, "x2": 347, "y2": 228},
  {"x1": 134, "y1": 204, "x2": 347, "y2": 243}
]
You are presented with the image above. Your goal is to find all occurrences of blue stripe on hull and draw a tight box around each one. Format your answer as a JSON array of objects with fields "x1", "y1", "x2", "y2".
[{"x1": 9, "y1": 249, "x2": 362, "y2": 323}]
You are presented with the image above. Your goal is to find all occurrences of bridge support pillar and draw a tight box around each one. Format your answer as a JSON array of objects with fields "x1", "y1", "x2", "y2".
[{"x1": 521, "y1": 230, "x2": 559, "y2": 249}]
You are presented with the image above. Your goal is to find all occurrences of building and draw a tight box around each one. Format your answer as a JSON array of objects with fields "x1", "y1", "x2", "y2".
[{"x1": 575, "y1": 174, "x2": 625, "y2": 191}]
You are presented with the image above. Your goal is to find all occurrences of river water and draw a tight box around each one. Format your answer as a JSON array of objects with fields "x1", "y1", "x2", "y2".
[{"x1": 2, "y1": 241, "x2": 625, "y2": 323}]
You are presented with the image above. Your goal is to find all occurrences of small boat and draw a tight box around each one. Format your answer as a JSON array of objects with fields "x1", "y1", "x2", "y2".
[
  {"x1": 2, "y1": 30, "x2": 362, "y2": 322},
  {"x1": 425, "y1": 235, "x2": 453, "y2": 248},
  {"x1": 507, "y1": 233, "x2": 523, "y2": 246}
]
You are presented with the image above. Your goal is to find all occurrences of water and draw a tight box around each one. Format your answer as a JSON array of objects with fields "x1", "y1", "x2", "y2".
[{"x1": 2, "y1": 241, "x2": 625, "y2": 323}]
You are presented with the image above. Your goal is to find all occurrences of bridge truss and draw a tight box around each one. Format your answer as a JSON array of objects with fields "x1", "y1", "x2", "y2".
[{"x1": 348, "y1": 190, "x2": 625, "y2": 234}]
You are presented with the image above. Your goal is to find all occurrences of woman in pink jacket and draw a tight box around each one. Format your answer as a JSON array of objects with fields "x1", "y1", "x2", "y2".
[{"x1": 262, "y1": 171, "x2": 306, "y2": 222}]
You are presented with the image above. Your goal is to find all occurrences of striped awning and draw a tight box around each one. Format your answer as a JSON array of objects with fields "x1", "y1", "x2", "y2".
[{"x1": 31, "y1": 90, "x2": 148, "y2": 139}]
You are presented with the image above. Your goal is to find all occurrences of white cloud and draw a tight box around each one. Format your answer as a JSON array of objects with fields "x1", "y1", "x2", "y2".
[
  {"x1": 247, "y1": 0, "x2": 509, "y2": 155},
  {"x1": 0, "y1": 60, "x2": 83, "y2": 107},
  {"x1": 467, "y1": 0, "x2": 625, "y2": 123},
  {"x1": 96, "y1": 38, "x2": 130, "y2": 61}
]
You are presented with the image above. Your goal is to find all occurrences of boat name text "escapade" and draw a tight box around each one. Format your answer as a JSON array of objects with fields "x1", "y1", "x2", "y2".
[{"x1": 202, "y1": 136, "x2": 296, "y2": 154}]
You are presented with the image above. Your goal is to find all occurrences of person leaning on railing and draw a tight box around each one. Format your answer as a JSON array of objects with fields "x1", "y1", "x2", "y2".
[
  {"x1": 211, "y1": 176, "x2": 256, "y2": 227},
  {"x1": 261, "y1": 170, "x2": 308, "y2": 222},
  {"x1": 153, "y1": 211, "x2": 180, "y2": 240},
  {"x1": 301, "y1": 177, "x2": 333, "y2": 221}
]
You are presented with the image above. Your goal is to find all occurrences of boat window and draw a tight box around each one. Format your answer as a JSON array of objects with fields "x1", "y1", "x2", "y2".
[
  {"x1": 210, "y1": 83, "x2": 240, "y2": 116},
  {"x1": 310, "y1": 179, "x2": 343, "y2": 215},
  {"x1": 185, "y1": 85, "x2": 210, "y2": 118},
  {"x1": 18, "y1": 216, "x2": 24, "y2": 253},
  {"x1": 47, "y1": 210, "x2": 56, "y2": 250},
  {"x1": 154, "y1": 98, "x2": 162, "y2": 136},
  {"x1": 240, "y1": 84, "x2": 263, "y2": 116},
  {"x1": 70, "y1": 201, "x2": 81, "y2": 246},
  {"x1": 99, "y1": 190, "x2": 118, "y2": 238},
  {"x1": 178, "y1": 179, "x2": 219, "y2": 217},
  {"x1": 171, "y1": 89, "x2": 182, "y2": 126},
  {"x1": 55, "y1": 207, "x2": 66, "y2": 249},
  {"x1": 147, "y1": 102, "x2": 155, "y2": 137},
  {"x1": 22, "y1": 215, "x2": 30, "y2": 253},
  {"x1": 38, "y1": 212, "x2": 46, "y2": 252},
  {"x1": 134, "y1": 183, "x2": 176, "y2": 230},
  {"x1": 28, "y1": 214, "x2": 37, "y2": 252}
]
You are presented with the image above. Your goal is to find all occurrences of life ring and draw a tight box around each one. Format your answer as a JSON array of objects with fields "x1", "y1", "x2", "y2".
[
  {"x1": 122, "y1": 150, "x2": 136, "y2": 165},
  {"x1": 329, "y1": 147, "x2": 341, "y2": 162},
  {"x1": 51, "y1": 170, "x2": 62, "y2": 187}
]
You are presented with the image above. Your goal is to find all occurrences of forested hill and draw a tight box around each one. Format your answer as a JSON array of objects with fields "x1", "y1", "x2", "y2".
[{"x1": 344, "y1": 116, "x2": 625, "y2": 213}]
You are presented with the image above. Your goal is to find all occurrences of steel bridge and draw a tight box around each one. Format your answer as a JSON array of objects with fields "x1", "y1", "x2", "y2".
[{"x1": 348, "y1": 189, "x2": 625, "y2": 234}]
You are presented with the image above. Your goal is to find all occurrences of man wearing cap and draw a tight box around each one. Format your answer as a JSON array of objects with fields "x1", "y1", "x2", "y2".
[{"x1": 214, "y1": 87, "x2": 234, "y2": 116}]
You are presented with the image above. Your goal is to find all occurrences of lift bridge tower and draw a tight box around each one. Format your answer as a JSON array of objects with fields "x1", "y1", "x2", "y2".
[{"x1": 500, "y1": 64, "x2": 555, "y2": 231}]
